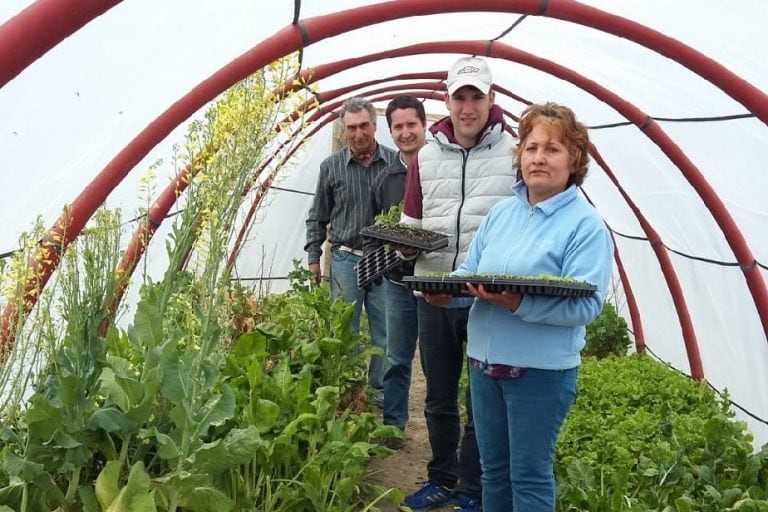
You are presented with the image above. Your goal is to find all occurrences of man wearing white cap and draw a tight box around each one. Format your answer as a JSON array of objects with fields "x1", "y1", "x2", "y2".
[{"x1": 400, "y1": 56, "x2": 516, "y2": 511}]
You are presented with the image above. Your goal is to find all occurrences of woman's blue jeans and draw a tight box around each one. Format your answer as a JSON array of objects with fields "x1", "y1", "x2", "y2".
[
  {"x1": 329, "y1": 249, "x2": 387, "y2": 390},
  {"x1": 382, "y1": 279, "x2": 419, "y2": 429},
  {"x1": 470, "y1": 364, "x2": 578, "y2": 512}
]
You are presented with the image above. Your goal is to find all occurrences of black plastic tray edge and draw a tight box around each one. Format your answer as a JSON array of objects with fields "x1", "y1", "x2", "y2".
[
  {"x1": 356, "y1": 247, "x2": 402, "y2": 289},
  {"x1": 401, "y1": 276, "x2": 597, "y2": 298},
  {"x1": 360, "y1": 225, "x2": 449, "y2": 252}
]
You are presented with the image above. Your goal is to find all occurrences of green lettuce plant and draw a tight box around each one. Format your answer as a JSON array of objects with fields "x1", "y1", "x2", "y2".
[{"x1": 556, "y1": 355, "x2": 768, "y2": 511}]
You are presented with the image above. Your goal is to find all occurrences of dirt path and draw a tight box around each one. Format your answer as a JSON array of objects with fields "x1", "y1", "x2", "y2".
[{"x1": 365, "y1": 348, "x2": 455, "y2": 511}]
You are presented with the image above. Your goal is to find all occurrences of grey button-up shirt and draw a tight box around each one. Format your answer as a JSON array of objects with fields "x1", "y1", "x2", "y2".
[{"x1": 305, "y1": 143, "x2": 396, "y2": 264}]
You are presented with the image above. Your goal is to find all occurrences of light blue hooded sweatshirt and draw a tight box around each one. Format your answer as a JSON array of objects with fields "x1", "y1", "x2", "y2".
[{"x1": 453, "y1": 180, "x2": 614, "y2": 370}]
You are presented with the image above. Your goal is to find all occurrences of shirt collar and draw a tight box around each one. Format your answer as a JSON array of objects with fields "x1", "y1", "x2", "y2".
[
  {"x1": 512, "y1": 181, "x2": 579, "y2": 215},
  {"x1": 344, "y1": 141, "x2": 382, "y2": 165}
]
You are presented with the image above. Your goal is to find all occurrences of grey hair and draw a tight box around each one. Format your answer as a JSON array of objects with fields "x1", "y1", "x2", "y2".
[{"x1": 340, "y1": 97, "x2": 377, "y2": 125}]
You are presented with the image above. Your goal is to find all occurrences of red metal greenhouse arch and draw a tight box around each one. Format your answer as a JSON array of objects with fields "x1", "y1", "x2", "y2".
[{"x1": 1, "y1": 1, "x2": 766, "y2": 366}]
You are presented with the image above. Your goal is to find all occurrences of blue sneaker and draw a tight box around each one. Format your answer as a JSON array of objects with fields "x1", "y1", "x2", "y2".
[
  {"x1": 402, "y1": 482, "x2": 456, "y2": 511},
  {"x1": 454, "y1": 493, "x2": 482, "y2": 511}
]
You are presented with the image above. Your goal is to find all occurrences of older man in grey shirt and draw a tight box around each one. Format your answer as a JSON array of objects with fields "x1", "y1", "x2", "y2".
[{"x1": 304, "y1": 97, "x2": 396, "y2": 400}]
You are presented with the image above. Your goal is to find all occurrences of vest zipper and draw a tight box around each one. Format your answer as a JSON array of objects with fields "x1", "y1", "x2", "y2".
[{"x1": 452, "y1": 150, "x2": 470, "y2": 270}]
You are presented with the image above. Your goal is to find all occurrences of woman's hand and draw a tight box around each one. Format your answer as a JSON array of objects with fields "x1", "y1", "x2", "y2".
[
  {"x1": 423, "y1": 292, "x2": 452, "y2": 306},
  {"x1": 464, "y1": 283, "x2": 522, "y2": 312}
]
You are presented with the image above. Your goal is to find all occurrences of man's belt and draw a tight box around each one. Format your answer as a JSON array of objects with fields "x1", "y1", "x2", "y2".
[{"x1": 337, "y1": 245, "x2": 364, "y2": 257}]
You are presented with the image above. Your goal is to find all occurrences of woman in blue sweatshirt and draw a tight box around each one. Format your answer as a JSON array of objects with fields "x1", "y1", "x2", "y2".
[{"x1": 426, "y1": 102, "x2": 614, "y2": 511}]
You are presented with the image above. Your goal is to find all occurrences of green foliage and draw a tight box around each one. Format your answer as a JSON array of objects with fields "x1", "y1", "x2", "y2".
[
  {"x1": 286, "y1": 259, "x2": 319, "y2": 293},
  {"x1": 373, "y1": 203, "x2": 402, "y2": 226},
  {"x1": 0, "y1": 61, "x2": 396, "y2": 510},
  {"x1": 0, "y1": 257, "x2": 392, "y2": 511},
  {"x1": 583, "y1": 302, "x2": 631, "y2": 359},
  {"x1": 556, "y1": 355, "x2": 768, "y2": 511}
]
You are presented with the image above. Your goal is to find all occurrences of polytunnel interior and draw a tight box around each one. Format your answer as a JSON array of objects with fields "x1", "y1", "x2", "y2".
[{"x1": 1, "y1": 0, "x2": 767, "y2": 455}]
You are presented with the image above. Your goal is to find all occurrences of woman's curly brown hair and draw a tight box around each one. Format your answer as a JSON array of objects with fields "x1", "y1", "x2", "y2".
[{"x1": 513, "y1": 102, "x2": 590, "y2": 187}]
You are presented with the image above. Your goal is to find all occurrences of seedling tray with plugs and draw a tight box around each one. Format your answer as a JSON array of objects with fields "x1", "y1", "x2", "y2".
[
  {"x1": 359, "y1": 224, "x2": 449, "y2": 252},
  {"x1": 402, "y1": 275, "x2": 597, "y2": 298},
  {"x1": 356, "y1": 245, "x2": 402, "y2": 289}
]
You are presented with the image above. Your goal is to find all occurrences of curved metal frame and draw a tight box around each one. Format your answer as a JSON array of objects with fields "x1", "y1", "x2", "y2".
[{"x1": 0, "y1": 2, "x2": 765, "y2": 375}]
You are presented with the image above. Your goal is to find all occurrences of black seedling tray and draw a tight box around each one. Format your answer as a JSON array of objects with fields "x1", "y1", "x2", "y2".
[
  {"x1": 402, "y1": 276, "x2": 597, "y2": 297},
  {"x1": 356, "y1": 246, "x2": 402, "y2": 289},
  {"x1": 360, "y1": 224, "x2": 449, "y2": 252}
]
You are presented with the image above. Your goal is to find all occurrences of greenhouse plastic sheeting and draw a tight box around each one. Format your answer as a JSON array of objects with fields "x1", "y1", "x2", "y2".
[{"x1": 1, "y1": 0, "x2": 766, "y2": 445}]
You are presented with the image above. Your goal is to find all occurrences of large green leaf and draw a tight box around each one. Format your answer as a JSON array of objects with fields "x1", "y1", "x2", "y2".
[
  {"x1": 127, "y1": 490, "x2": 157, "y2": 512},
  {"x1": 192, "y1": 426, "x2": 262, "y2": 473},
  {"x1": 233, "y1": 331, "x2": 267, "y2": 359},
  {"x1": 87, "y1": 407, "x2": 138, "y2": 433},
  {"x1": 138, "y1": 427, "x2": 179, "y2": 460},
  {"x1": 271, "y1": 358, "x2": 293, "y2": 399},
  {"x1": 277, "y1": 412, "x2": 320, "y2": 441},
  {"x1": 53, "y1": 431, "x2": 82, "y2": 449},
  {"x1": 313, "y1": 386, "x2": 339, "y2": 416},
  {"x1": 255, "y1": 322, "x2": 286, "y2": 340},
  {"x1": 78, "y1": 484, "x2": 100, "y2": 512},
  {"x1": 160, "y1": 357, "x2": 185, "y2": 403},
  {"x1": 194, "y1": 385, "x2": 235, "y2": 437},
  {"x1": 247, "y1": 359, "x2": 263, "y2": 388},
  {"x1": 132, "y1": 300, "x2": 163, "y2": 348},
  {"x1": 252, "y1": 398, "x2": 280, "y2": 432},
  {"x1": 57, "y1": 373, "x2": 84, "y2": 409},
  {"x1": 300, "y1": 340, "x2": 321, "y2": 363},
  {"x1": 318, "y1": 337, "x2": 342, "y2": 357},
  {"x1": 105, "y1": 462, "x2": 152, "y2": 512},
  {"x1": 3, "y1": 452, "x2": 44, "y2": 481},
  {"x1": 0, "y1": 422, "x2": 20, "y2": 443},
  {"x1": 99, "y1": 368, "x2": 130, "y2": 411},
  {"x1": 0, "y1": 481, "x2": 23, "y2": 508},
  {"x1": 178, "y1": 487, "x2": 234, "y2": 512},
  {"x1": 169, "y1": 403, "x2": 188, "y2": 431},
  {"x1": 100, "y1": 368, "x2": 146, "y2": 413},
  {"x1": 96, "y1": 460, "x2": 122, "y2": 509},
  {"x1": 24, "y1": 394, "x2": 63, "y2": 442}
]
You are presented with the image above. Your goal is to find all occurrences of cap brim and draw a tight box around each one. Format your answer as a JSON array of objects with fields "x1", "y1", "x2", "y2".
[{"x1": 447, "y1": 78, "x2": 491, "y2": 95}]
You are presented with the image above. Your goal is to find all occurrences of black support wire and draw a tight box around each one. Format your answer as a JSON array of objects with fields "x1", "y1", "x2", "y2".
[
  {"x1": 269, "y1": 185, "x2": 314, "y2": 196},
  {"x1": 590, "y1": 112, "x2": 754, "y2": 130},
  {"x1": 493, "y1": 15, "x2": 530, "y2": 41},
  {"x1": 610, "y1": 228, "x2": 767, "y2": 271},
  {"x1": 642, "y1": 342, "x2": 768, "y2": 427},
  {"x1": 0, "y1": 209, "x2": 186, "y2": 261}
]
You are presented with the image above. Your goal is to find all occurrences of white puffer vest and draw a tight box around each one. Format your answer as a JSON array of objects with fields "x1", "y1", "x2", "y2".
[{"x1": 415, "y1": 124, "x2": 516, "y2": 275}]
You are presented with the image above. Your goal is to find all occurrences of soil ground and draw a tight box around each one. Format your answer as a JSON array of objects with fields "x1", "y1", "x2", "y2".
[{"x1": 365, "y1": 347, "x2": 456, "y2": 512}]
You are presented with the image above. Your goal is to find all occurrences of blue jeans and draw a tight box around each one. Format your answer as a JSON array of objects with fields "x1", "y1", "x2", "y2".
[
  {"x1": 470, "y1": 364, "x2": 578, "y2": 512},
  {"x1": 417, "y1": 299, "x2": 481, "y2": 498},
  {"x1": 329, "y1": 249, "x2": 387, "y2": 390},
  {"x1": 382, "y1": 279, "x2": 419, "y2": 429}
]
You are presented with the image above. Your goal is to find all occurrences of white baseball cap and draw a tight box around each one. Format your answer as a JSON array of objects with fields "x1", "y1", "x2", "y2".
[{"x1": 446, "y1": 56, "x2": 492, "y2": 95}]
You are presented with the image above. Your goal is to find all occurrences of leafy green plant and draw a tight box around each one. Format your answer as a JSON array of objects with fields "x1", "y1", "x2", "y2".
[
  {"x1": 583, "y1": 302, "x2": 631, "y2": 359},
  {"x1": 556, "y1": 355, "x2": 768, "y2": 511},
  {"x1": 0, "y1": 55, "x2": 401, "y2": 512},
  {"x1": 373, "y1": 203, "x2": 402, "y2": 226}
]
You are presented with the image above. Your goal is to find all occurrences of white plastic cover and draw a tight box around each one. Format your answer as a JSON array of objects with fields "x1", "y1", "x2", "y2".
[{"x1": 1, "y1": 0, "x2": 766, "y2": 444}]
